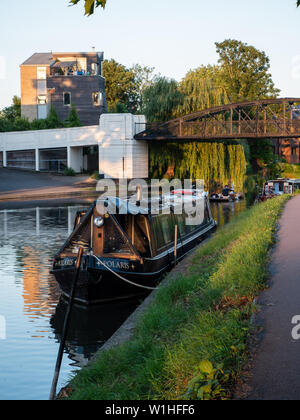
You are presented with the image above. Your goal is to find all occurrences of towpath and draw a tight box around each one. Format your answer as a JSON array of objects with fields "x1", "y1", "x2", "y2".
[{"x1": 240, "y1": 195, "x2": 300, "y2": 400}]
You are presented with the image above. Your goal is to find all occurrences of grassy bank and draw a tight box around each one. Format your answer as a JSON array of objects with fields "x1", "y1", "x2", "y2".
[
  {"x1": 281, "y1": 163, "x2": 300, "y2": 179},
  {"x1": 67, "y1": 195, "x2": 290, "y2": 400}
]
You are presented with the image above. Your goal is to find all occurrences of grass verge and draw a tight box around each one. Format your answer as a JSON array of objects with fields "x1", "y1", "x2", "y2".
[{"x1": 67, "y1": 195, "x2": 290, "y2": 400}]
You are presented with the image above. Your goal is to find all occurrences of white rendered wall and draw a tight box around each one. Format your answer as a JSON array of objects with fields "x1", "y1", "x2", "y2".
[
  {"x1": 0, "y1": 114, "x2": 148, "y2": 178},
  {"x1": 98, "y1": 114, "x2": 148, "y2": 178}
]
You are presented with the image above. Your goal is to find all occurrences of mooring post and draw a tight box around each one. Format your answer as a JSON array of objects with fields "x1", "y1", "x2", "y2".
[
  {"x1": 49, "y1": 247, "x2": 84, "y2": 401},
  {"x1": 174, "y1": 225, "x2": 178, "y2": 266}
]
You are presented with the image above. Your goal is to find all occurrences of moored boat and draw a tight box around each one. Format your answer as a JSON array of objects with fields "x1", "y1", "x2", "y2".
[
  {"x1": 51, "y1": 191, "x2": 217, "y2": 305},
  {"x1": 210, "y1": 192, "x2": 244, "y2": 203},
  {"x1": 264, "y1": 178, "x2": 300, "y2": 196}
]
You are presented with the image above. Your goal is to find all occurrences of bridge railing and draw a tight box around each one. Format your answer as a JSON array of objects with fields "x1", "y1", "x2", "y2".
[{"x1": 135, "y1": 119, "x2": 300, "y2": 140}]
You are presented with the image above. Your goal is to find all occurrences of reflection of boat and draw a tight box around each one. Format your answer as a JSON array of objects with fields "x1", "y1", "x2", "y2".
[
  {"x1": 50, "y1": 297, "x2": 140, "y2": 367},
  {"x1": 51, "y1": 191, "x2": 217, "y2": 305},
  {"x1": 210, "y1": 193, "x2": 244, "y2": 203}
]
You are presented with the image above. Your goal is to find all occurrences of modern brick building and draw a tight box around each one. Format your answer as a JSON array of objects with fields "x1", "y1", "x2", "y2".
[{"x1": 20, "y1": 52, "x2": 107, "y2": 126}]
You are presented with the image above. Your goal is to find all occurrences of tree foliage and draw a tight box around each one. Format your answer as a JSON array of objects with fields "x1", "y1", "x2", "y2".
[
  {"x1": 103, "y1": 59, "x2": 135, "y2": 112},
  {"x1": 141, "y1": 40, "x2": 279, "y2": 122},
  {"x1": 142, "y1": 76, "x2": 184, "y2": 122},
  {"x1": 69, "y1": 0, "x2": 300, "y2": 16},
  {"x1": 215, "y1": 39, "x2": 279, "y2": 103},
  {"x1": 130, "y1": 64, "x2": 155, "y2": 112},
  {"x1": 178, "y1": 65, "x2": 229, "y2": 115},
  {"x1": 65, "y1": 105, "x2": 81, "y2": 127},
  {"x1": 149, "y1": 142, "x2": 247, "y2": 192},
  {"x1": 103, "y1": 59, "x2": 155, "y2": 113},
  {"x1": 69, "y1": 0, "x2": 106, "y2": 16},
  {"x1": 0, "y1": 96, "x2": 21, "y2": 121},
  {"x1": 0, "y1": 100, "x2": 81, "y2": 132}
]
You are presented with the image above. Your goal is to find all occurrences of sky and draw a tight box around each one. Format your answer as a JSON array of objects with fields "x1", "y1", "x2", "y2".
[{"x1": 0, "y1": 0, "x2": 300, "y2": 109}]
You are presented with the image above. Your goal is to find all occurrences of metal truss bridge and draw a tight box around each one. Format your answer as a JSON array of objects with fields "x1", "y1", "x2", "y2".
[{"x1": 135, "y1": 98, "x2": 300, "y2": 142}]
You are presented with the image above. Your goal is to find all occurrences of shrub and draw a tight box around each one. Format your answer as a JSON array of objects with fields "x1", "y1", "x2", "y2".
[
  {"x1": 63, "y1": 167, "x2": 76, "y2": 176},
  {"x1": 64, "y1": 105, "x2": 81, "y2": 127}
]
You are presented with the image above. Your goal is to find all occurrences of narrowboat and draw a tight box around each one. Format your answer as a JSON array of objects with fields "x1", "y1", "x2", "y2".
[
  {"x1": 209, "y1": 192, "x2": 244, "y2": 203},
  {"x1": 263, "y1": 178, "x2": 300, "y2": 197},
  {"x1": 51, "y1": 191, "x2": 217, "y2": 305}
]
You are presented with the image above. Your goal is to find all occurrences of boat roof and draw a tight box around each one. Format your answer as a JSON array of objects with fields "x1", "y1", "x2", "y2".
[
  {"x1": 266, "y1": 178, "x2": 300, "y2": 183},
  {"x1": 97, "y1": 191, "x2": 208, "y2": 215}
]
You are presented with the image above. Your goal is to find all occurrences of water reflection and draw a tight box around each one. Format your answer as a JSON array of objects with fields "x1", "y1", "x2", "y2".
[
  {"x1": 210, "y1": 200, "x2": 247, "y2": 228},
  {"x1": 50, "y1": 298, "x2": 139, "y2": 368},
  {"x1": 0, "y1": 205, "x2": 141, "y2": 400}
]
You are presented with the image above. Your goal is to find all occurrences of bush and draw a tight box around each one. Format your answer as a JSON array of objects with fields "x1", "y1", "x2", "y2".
[
  {"x1": 90, "y1": 171, "x2": 100, "y2": 180},
  {"x1": 63, "y1": 167, "x2": 76, "y2": 176},
  {"x1": 64, "y1": 105, "x2": 81, "y2": 127}
]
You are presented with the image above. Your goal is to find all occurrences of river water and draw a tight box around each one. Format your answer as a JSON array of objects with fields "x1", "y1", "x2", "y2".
[{"x1": 0, "y1": 199, "x2": 246, "y2": 400}]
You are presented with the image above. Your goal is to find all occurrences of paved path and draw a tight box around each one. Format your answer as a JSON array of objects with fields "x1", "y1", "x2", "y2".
[
  {"x1": 243, "y1": 195, "x2": 300, "y2": 400},
  {"x1": 0, "y1": 168, "x2": 97, "y2": 201}
]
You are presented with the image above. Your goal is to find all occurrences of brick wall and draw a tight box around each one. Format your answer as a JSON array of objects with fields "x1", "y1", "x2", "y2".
[
  {"x1": 47, "y1": 76, "x2": 106, "y2": 125},
  {"x1": 20, "y1": 66, "x2": 38, "y2": 121}
]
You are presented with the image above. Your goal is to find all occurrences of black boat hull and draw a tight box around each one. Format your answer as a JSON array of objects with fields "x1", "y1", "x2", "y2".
[{"x1": 52, "y1": 221, "x2": 217, "y2": 305}]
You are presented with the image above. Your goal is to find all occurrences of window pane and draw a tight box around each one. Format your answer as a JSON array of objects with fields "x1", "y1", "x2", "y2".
[
  {"x1": 37, "y1": 80, "x2": 47, "y2": 95},
  {"x1": 37, "y1": 95, "x2": 47, "y2": 105},
  {"x1": 91, "y1": 63, "x2": 98, "y2": 76},
  {"x1": 151, "y1": 216, "x2": 165, "y2": 250},
  {"x1": 37, "y1": 67, "x2": 46, "y2": 80},
  {"x1": 159, "y1": 215, "x2": 172, "y2": 244},
  {"x1": 92, "y1": 92, "x2": 99, "y2": 106},
  {"x1": 64, "y1": 92, "x2": 71, "y2": 106},
  {"x1": 174, "y1": 214, "x2": 186, "y2": 237}
]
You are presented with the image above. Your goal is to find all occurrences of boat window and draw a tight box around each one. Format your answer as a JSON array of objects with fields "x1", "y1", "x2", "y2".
[
  {"x1": 112, "y1": 214, "x2": 151, "y2": 257},
  {"x1": 103, "y1": 216, "x2": 135, "y2": 256},
  {"x1": 60, "y1": 211, "x2": 92, "y2": 256},
  {"x1": 174, "y1": 214, "x2": 186, "y2": 237},
  {"x1": 160, "y1": 214, "x2": 174, "y2": 244},
  {"x1": 151, "y1": 215, "x2": 165, "y2": 250},
  {"x1": 133, "y1": 215, "x2": 151, "y2": 256}
]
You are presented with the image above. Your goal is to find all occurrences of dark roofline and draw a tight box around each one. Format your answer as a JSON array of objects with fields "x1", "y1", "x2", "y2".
[
  {"x1": 52, "y1": 52, "x2": 103, "y2": 56},
  {"x1": 21, "y1": 52, "x2": 104, "y2": 66},
  {"x1": 20, "y1": 53, "x2": 53, "y2": 67}
]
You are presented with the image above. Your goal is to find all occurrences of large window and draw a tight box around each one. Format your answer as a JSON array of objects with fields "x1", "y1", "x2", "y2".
[
  {"x1": 37, "y1": 67, "x2": 46, "y2": 80},
  {"x1": 91, "y1": 63, "x2": 98, "y2": 76},
  {"x1": 37, "y1": 95, "x2": 47, "y2": 105},
  {"x1": 63, "y1": 92, "x2": 71, "y2": 106},
  {"x1": 37, "y1": 80, "x2": 47, "y2": 95}
]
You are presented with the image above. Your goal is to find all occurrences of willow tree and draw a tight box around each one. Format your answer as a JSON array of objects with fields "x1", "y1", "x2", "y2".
[
  {"x1": 142, "y1": 77, "x2": 184, "y2": 122},
  {"x1": 178, "y1": 65, "x2": 229, "y2": 116},
  {"x1": 149, "y1": 142, "x2": 247, "y2": 192}
]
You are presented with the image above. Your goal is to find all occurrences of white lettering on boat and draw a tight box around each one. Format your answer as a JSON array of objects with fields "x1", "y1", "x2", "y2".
[{"x1": 97, "y1": 260, "x2": 130, "y2": 270}]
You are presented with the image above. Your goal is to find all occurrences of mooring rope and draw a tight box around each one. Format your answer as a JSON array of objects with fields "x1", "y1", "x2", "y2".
[{"x1": 89, "y1": 251, "x2": 158, "y2": 291}]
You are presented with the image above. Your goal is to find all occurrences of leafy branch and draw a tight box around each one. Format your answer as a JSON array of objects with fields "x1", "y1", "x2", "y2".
[{"x1": 69, "y1": 0, "x2": 106, "y2": 16}]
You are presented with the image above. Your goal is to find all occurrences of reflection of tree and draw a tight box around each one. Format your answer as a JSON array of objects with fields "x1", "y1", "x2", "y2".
[
  {"x1": 22, "y1": 246, "x2": 61, "y2": 319},
  {"x1": 0, "y1": 207, "x2": 78, "y2": 320},
  {"x1": 210, "y1": 201, "x2": 246, "y2": 229}
]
